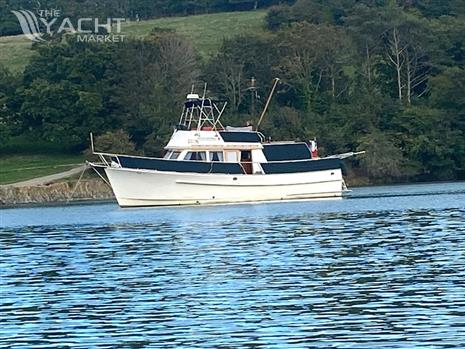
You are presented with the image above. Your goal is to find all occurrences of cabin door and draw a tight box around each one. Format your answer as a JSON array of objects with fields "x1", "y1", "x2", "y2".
[{"x1": 240, "y1": 151, "x2": 253, "y2": 174}]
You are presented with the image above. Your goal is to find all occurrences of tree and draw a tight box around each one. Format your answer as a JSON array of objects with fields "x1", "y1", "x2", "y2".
[
  {"x1": 265, "y1": 5, "x2": 293, "y2": 30},
  {"x1": 384, "y1": 18, "x2": 432, "y2": 104},
  {"x1": 110, "y1": 33, "x2": 199, "y2": 152},
  {"x1": 390, "y1": 106, "x2": 463, "y2": 180},
  {"x1": 357, "y1": 130, "x2": 407, "y2": 180},
  {"x1": 18, "y1": 78, "x2": 106, "y2": 148},
  {"x1": 344, "y1": 4, "x2": 389, "y2": 85},
  {"x1": 429, "y1": 67, "x2": 465, "y2": 177},
  {"x1": 346, "y1": 4, "x2": 433, "y2": 104},
  {"x1": 205, "y1": 34, "x2": 278, "y2": 113},
  {"x1": 16, "y1": 40, "x2": 118, "y2": 149},
  {"x1": 262, "y1": 106, "x2": 306, "y2": 140},
  {"x1": 93, "y1": 129, "x2": 137, "y2": 154},
  {"x1": 430, "y1": 67, "x2": 465, "y2": 111},
  {"x1": 276, "y1": 23, "x2": 354, "y2": 109},
  {"x1": 0, "y1": 65, "x2": 17, "y2": 143},
  {"x1": 414, "y1": 0, "x2": 465, "y2": 18},
  {"x1": 265, "y1": 0, "x2": 358, "y2": 28},
  {"x1": 150, "y1": 32, "x2": 199, "y2": 100}
]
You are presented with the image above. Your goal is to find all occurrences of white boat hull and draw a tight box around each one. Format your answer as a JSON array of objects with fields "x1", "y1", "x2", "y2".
[{"x1": 104, "y1": 167, "x2": 344, "y2": 207}]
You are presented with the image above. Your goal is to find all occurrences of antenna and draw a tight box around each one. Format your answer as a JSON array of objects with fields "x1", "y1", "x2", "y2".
[
  {"x1": 256, "y1": 78, "x2": 280, "y2": 132},
  {"x1": 90, "y1": 132, "x2": 95, "y2": 153},
  {"x1": 244, "y1": 76, "x2": 259, "y2": 117},
  {"x1": 198, "y1": 83, "x2": 207, "y2": 131}
]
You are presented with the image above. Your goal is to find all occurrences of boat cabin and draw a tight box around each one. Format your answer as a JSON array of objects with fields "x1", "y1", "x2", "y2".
[
  {"x1": 148, "y1": 92, "x2": 319, "y2": 175},
  {"x1": 101, "y1": 92, "x2": 341, "y2": 176},
  {"x1": 161, "y1": 127, "x2": 317, "y2": 175}
]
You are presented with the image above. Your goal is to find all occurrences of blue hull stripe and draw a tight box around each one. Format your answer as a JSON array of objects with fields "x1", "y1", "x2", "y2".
[{"x1": 117, "y1": 156, "x2": 341, "y2": 175}]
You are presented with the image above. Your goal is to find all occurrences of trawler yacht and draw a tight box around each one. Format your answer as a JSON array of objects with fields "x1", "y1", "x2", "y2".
[{"x1": 90, "y1": 86, "x2": 361, "y2": 207}]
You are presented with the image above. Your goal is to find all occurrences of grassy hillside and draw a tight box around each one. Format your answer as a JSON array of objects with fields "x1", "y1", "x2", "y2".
[
  {"x1": 0, "y1": 35, "x2": 35, "y2": 73},
  {"x1": 0, "y1": 10, "x2": 267, "y2": 73},
  {"x1": 122, "y1": 10, "x2": 267, "y2": 57}
]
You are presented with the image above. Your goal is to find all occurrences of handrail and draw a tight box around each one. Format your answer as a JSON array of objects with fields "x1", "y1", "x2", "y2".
[
  {"x1": 238, "y1": 162, "x2": 248, "y2": 175},
  {"x1": 257, "y1": 132, "x2": 266, "y2": 143}
]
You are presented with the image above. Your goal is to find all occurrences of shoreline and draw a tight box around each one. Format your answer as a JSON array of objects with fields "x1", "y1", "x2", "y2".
[
  {"x1": 0, "y1": 198, "x2": 117, "y2": 210},
  {"x1": 1, "y1": 178, "x2": 464, "y2": 210},
  {"x1": 0, "y1": 179, "x2": 115, "y2": 209}
]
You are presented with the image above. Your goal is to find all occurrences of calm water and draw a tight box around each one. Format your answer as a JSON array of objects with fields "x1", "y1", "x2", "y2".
[{"x1": 1, "y1": 182, "x2": 465, "y2": 348}]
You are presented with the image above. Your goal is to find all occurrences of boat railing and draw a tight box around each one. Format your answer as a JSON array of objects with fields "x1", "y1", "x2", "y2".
[
  {"x1": 257, "y1": 132, "x2": 266, "y2": 143},
  {"x1": 90, "y1": 151, "x2": 349, "y2": 177},
  {"x1": 91, "y1": 148, "x2": 364, "y2": 172},
  {"x1": 92, "y1": 151, "x2": 339, "y2": 165},
  {"x1": 94, "y1": 153, "x2": 316, "y2": 166}
]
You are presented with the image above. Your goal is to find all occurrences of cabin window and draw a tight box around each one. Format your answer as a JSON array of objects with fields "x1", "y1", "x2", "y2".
[
  {"x1": 184, "y1": 151, "x2": 207, "y2": 161},
  {"x1": 241, "y1": 151, "x2": 252, "y2": 162},
  {"x1": 209, "y1": 151, "x2": 224, "y2": 162},
  {"x1": 163, "y1": 151, "x2": 172, "y2": 159},
  {"x1": 169, "y1": 151, "x2": 181, "y2": 160},
  {"x1": 225, "y1": 151, "x2": 239, "y2": 163}
]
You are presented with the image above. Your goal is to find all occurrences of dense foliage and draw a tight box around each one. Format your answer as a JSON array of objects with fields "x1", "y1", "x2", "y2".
[{"x1": 1, "y1": 0, "x2": 465, "y2": 183}]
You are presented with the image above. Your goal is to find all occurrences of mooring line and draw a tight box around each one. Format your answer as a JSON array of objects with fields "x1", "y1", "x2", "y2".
[{"x1": 66, "y1": 164, "x2": 89, "y2": 204}]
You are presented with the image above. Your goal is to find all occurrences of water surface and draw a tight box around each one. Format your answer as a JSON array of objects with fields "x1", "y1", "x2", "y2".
[{"x1": 1, "y1": 182, "x2": 465, "y2": 348}]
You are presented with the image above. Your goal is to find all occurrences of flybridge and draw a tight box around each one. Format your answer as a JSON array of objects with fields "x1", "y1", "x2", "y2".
[
  {"x1": 175, "y1": 88, "x2": 266, "y2": 146},
  {"x1": 179, "y1": 92, "x2": 227, "y2": 131},
  {"x1": 179, "y1": 79, "x2": 280, "y2": 133}
]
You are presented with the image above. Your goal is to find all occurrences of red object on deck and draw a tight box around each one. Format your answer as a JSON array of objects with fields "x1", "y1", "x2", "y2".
[{"x1": 310, "y1": 140, "x2": 319, "y2": 158}]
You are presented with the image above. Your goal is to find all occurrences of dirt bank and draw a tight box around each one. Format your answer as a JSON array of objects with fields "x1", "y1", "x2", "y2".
[{"x1": 0, "y1": 179, "x2": 115, "y2": 207}]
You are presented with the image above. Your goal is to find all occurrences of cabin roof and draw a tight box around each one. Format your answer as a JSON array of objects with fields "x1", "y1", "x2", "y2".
[
  {"x1": 165, "y1": 130, "x2": 263, "y2": 150},
  {"x1": 219, "y1": 131, "x2": 262, "y2": 143},
  {"x1": 262, "y1": 143, "x2": 311, "y2": 161}
]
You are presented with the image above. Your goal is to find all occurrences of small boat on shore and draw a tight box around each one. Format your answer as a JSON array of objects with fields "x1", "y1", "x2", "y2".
[{"x1": 89, "y1": 83, "x2": 363, "y2": 208}]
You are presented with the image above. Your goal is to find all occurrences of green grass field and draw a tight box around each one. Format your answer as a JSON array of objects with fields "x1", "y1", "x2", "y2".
[
  {"x1": 0, "y1": 154, "x2": 85, "y2": 185},
  {"x1": 0, "y1": 35, "x2": 35, "y2": 74},
  {"x1": 0, "y1": 10, "x2": 267, "y2": 73},
  {"x1": 122, "y1": 10, "x2": 267, "y2": 57}
]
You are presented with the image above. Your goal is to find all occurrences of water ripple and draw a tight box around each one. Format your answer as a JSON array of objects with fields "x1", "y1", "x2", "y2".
[{"x1": 1, "y1": 205, "x2": 465, "y2": 348}]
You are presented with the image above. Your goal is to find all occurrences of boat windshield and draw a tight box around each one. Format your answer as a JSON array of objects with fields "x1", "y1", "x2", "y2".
[{"x1": 184, "y1": 151, "x2": 207, "y2": 161}]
